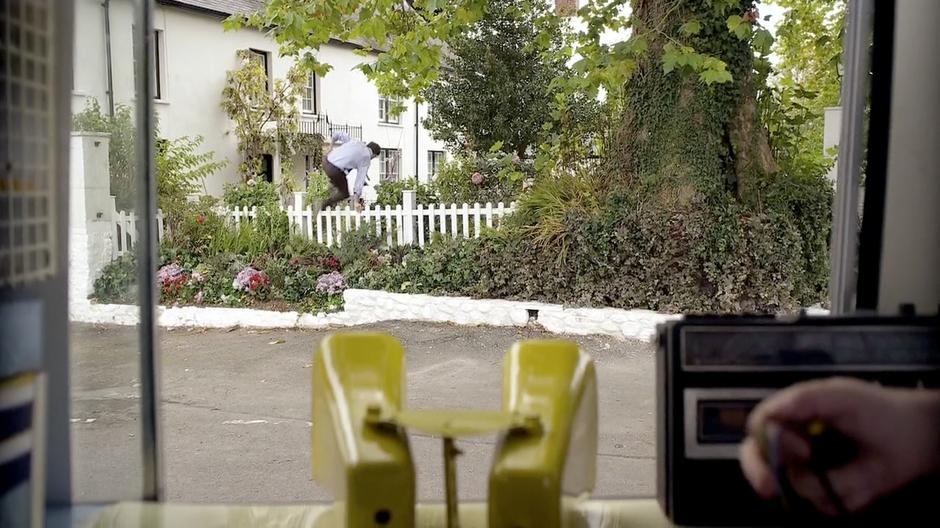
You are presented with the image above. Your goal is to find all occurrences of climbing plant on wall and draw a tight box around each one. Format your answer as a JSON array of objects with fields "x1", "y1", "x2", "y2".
[{"x1": 220, "y1": 50, "x2": 307, "y2": 197}]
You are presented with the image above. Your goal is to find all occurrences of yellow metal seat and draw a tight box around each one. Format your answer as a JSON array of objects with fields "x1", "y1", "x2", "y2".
[
  {"x1": 311, "y1": 333, "x2": 414, "y2": 527},
  {"x1": 312, "y1": 334, "x2": 598, "y2": 528},
  {"x1": 489, "y1": 340, "x2": 599, "y2": 528}
]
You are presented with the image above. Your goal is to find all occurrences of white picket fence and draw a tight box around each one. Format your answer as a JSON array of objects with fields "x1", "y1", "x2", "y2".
[
  {"x1": 112, "y1": 190, "x2": 516, "y2": 257},
  {"x1": 114, "y1": 209, "x2": 166, "y2": 257}
]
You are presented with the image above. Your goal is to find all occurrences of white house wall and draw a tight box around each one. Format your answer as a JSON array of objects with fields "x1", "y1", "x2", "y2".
[{"x1": 73, "y1": 0, "x2": 448, "y2": 199}]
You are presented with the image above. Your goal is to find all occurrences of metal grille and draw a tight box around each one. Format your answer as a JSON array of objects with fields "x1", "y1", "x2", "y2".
[{"x1": 0, "y1": 0, "x2": 55, "y2": 286}]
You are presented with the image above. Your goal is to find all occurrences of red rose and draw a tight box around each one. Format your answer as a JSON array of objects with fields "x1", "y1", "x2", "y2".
[{"x1": 196, "y1": 214, "x2": 206, "y2": 225}]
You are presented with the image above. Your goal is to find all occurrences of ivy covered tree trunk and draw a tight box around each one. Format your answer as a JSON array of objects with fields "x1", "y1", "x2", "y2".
[{"x1": 610, "y1": 0, "x2": 777, "y2": 206}]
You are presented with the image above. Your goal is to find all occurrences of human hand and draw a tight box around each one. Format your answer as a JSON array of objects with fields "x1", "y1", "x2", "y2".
[
  {"x1": 355, "y1": 200, "x2": 364, "y2": 213},
  {"x1": 740, "y1": 377, "x2": 940, "y2": 515}
]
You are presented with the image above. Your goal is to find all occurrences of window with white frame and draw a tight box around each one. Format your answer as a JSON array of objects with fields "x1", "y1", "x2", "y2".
[
  {"x1": 132, "y1": 27, "x2": 167, "y2": 100},
  {"x1": 380, "y1": 149, "x2": 402, "y2": 181},
  {"x1": 248, "y1": 48, "x2": 271, "y2": 91},
  {"x1": 428, "y1": 150, "x2": 445, "y2": 178},
  {"x1": 154, "y1": 29, "x2": 165, "y2": 100},
  {"x1": 302, "y1": 72, "x2": 317, "y2": 113},
  {"x1": 378, "y1": 96, "x2": 401, "y2": 125}
]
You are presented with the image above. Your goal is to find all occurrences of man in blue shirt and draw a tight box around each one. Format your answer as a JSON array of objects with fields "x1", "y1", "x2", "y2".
[{"x1": 321, "y1": 140, "x2": 381, "y2": 211}]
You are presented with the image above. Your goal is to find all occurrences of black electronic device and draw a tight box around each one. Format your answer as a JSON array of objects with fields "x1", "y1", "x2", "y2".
[{"x1": 656, "y1": 313, "x2": 940, "y2": 526}]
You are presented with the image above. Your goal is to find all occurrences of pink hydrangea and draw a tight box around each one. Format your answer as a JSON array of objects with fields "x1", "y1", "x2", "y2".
[
  {"x1": 157, "y1": 263, "x2": 187, "y2": 295},
  {"x1": 233, "y1": 266, "x2": 269, "y2": 293},
  {"x1": 471, "y1": 172, "x2": 484, "y2": 185},
  {"x1": 157, "y1": 263, "x2": 184, "y2": 285},
  {"x1": 316, "y1": 271, "x2": 346, "y2": 295}
]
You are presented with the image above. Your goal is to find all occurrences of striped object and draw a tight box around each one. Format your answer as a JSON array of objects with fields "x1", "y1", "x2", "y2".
[{"x1": 1, "y1": 373, "x2": 39, "y2": 528}]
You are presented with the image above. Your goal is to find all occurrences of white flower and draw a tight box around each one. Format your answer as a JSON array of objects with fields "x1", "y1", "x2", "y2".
[{"x1": 247, "y1": 178, "x2": 257, "y2": 187}]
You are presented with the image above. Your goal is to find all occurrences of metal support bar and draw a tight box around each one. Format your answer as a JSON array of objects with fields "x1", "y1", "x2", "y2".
[
  {"x1": 443, "y1": 437, "x2": 461, "y2": 528},
  {"x1": 134, "y1": 0, "x2": 163, "y2": 501},
  {"x1": 829, "y1": 0, "x2": 874, "y2": 314}
]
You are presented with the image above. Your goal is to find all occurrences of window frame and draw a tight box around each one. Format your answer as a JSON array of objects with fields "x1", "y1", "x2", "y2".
[
  {"x1": 378, "y1": 96, "x2": 401, "y2": 125},
  {"x1": 428, "y1": 150, "x2": 445, "y2": 178},
  {"x1": 302, "y1": 72, "x2": 318, "y2": 114},
  {"x1": 380, "y1": 148, "x2": 402, "y2": 181},
  {"x1": 248, "y1": 48, "x2": 271, "y2": 92}
]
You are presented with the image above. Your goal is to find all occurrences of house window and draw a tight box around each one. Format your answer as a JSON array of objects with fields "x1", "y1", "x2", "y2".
[
  {"x1": 248, "y1": 48, "x2": 271, "y2": 91},
  {"x1": 379, "y1": 149, "x2": 401, "y2": 181},
  {"x1": 153, "y1": 29, "x2": 165, "y2": 100},
  {"x1": 428, "y1": 150, "x2": 445, "y2": 178},
  {"x1": 378, "y1": 96, "x2": 400, "y2": 125},
  {"x1": 302, "y1": 72, "x2": 317, "y2": 114},
  {"x1": 131, "y1": 26, "x2": 165, "y2": 99}
]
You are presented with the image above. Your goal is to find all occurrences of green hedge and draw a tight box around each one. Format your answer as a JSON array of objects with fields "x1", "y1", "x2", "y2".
[
  {"x1": 93, "y1": 173, "x2": 831, "y2": 315},
  {"x1": 345, "y1": 184, "x2": 831, "y2": 313}
]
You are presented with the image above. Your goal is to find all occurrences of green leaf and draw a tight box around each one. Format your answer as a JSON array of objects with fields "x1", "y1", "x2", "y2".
[
  {"x1": 753, "y1": 28, "x2": 774, "y2": 55},
  {"x1": 680, "y1": 20, "x2": 702, "y2": 36},
  {"x1": 489, "y1": 141, "x2": 504, "y2": 153},
  {"x1": 631, "y1": 36, "x2": 648, "y2": 56},
  {"x1": 726, "y1": 14, "x2": 743, "y2": 32},
  {"x1": 699, "y1": 68, "x2": 733, "y2": 85},
  {"x1": 662, "y1": 52, "x2": 679, "y2": 74}
]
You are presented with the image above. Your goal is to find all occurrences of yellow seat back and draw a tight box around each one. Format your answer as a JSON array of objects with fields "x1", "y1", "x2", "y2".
[
  {"x1": 489, "y1": 340, "x2": 598, "y2": 528},
  {"x1": 312, "y1": 333, "x2": 414, "y2": 528}
]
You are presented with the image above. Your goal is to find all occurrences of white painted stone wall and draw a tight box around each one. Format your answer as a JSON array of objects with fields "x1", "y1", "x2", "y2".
[{"x1": 69, "y1": 288, "x2": 694, "y2": 342}]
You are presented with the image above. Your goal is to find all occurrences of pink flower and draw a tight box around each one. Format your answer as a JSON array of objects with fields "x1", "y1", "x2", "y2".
[
  {"x1": 196, "y1": 214, "x2": 206, "y2": 225},
  {"x1": 471, "y1": 172, "x2": 484, "y2": 185},
  {"x1": 233, "y1": 266, "x2": 269, "y2": 294},
  {"x1": 316, "y1": 271, "x2": 346, "y2": 295},
  {"x1": 744, "y1": 8, "x2": 759, "y2": 23},
  {"x1": 194, "y1": 291, "x2": 205, "y2": 304}
]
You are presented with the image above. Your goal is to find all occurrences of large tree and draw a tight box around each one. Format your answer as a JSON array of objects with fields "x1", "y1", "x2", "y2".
[{"x1": 422, "y1": 0, "x2": 566, "y2": 157}]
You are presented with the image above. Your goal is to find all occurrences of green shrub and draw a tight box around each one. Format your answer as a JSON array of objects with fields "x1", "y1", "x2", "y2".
[
  {"x1": 349, "y1": 235, "x2": 482, "y2": 295},
  {"x1": 222, "y1": 180, "x2": 279, "y2": 209},
  {"x1": 344, "y1": 174, "x2": 830, "y2": 313},
  {"x1": 92, "y1": 253, "x2": 138, "y2": 304},
  {"x1": 156, "y1": 136, "x2": 226, "y2": 227},
  {"x1": 304, "y1": 170, "x2": 331, "y2": 207},
  {"x1": 432, "y1": 149, "x2": 532, "y2": 205},
  {"x1": 374, "y1": 178, "x2": 439, "y2": 206},
  {"x1": 510, "y1": 171, "x2": 603, "y2": 262},
  {"x1": 331, "y1": 224, "x2": 385, "y2": 268}
]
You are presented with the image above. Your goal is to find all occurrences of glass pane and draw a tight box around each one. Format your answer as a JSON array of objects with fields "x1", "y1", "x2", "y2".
[
  {"x1": 69, "y1": 0, "x2": 146, "y2": 502},
  {"x1": 61, "y1": 0, "x2": 860, "y2": 510}
]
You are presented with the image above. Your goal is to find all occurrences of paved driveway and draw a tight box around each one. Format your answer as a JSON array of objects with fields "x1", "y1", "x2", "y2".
[{"x1": 69, "y1": 322, "x2": 657, "y2": 504}]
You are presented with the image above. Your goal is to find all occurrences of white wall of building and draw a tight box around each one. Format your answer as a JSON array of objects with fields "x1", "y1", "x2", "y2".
[{"x1": 72, "y1": 0, "x2": 448, "y2": 199}]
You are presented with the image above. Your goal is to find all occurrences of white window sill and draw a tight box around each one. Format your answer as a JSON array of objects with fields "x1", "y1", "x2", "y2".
[
  {"x1": 154, "y1": 99, "x2": 171, "y2": 106},
  {"x1": 72, "y1": 90, "x2": 93, "y2": 97},
  {"x1": 378, "y1": 122, "x2": 403, "y2": 128}
]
